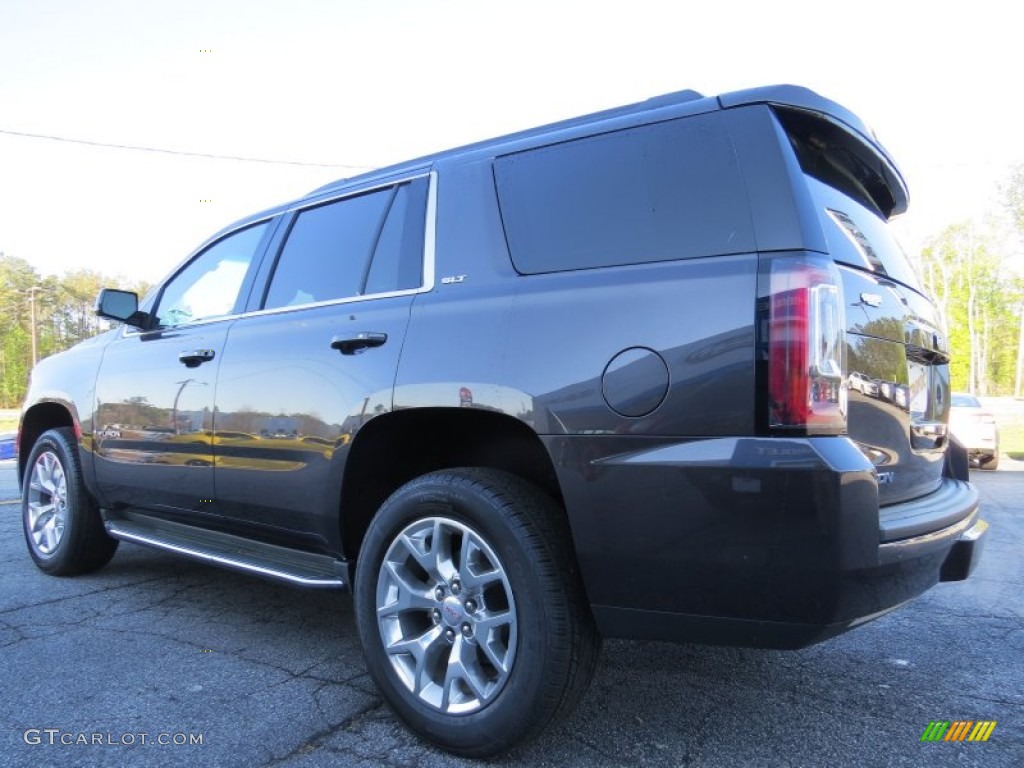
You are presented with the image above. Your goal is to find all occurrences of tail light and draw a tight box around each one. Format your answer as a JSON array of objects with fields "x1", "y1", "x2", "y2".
[{"x1": 761, "y1": 254, "x2": 847, "y2": 434}]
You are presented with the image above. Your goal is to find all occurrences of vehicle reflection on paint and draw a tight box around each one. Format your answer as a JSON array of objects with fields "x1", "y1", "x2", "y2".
[
  {"x1": 96, "y1": 415, "x2": 350, "y2": 472},
  {"x1": 848, "y1": 372, "x2": 879, "y2": 397}
]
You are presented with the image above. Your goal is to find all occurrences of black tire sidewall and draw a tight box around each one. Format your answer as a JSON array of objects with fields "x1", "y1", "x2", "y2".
[
  {"x1": 22, "y1": 429, "x2": 92, "y2": 573},
  {"x1": 354, "y1": 471, "x2": 566, "y2": 755}
]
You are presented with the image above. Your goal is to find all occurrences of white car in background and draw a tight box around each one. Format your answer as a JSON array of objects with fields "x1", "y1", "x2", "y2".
[
  {"x1": 949, "y1": 393, "x2": 1000, "y2": 470},
  {"x1": 849, "y1": 372, "x2": 879, "y2": 397}
]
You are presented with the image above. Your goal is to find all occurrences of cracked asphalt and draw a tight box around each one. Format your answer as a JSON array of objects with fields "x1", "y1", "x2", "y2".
[{"x1": 1, "y1": 457, "x2": 1021, "y2": 767}]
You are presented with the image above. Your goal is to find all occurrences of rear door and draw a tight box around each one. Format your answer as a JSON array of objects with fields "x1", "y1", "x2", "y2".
[{"x1": 212, "y1": 174, "x2": 432, "y2": 549}]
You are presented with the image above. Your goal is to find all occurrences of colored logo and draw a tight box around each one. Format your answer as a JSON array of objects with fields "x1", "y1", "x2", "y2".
[{"x1": 920, "y1": 721, "x2": 996, "y2": 742}]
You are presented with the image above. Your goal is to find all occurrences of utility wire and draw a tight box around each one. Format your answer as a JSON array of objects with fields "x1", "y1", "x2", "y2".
[{"x1": 0, "y1": 127, "x2": 375, "y2": 170}]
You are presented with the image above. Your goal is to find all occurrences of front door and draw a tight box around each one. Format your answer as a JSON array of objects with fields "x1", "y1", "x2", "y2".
[{"x1": 93, "y1": 220, "x2": 272, "y2": 517}]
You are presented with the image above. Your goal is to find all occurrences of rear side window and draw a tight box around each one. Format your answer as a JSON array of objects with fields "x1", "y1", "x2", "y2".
[
  {"x1": 494, "y1": 112, "x2": 754, "y2": 274},
  {"x1": 263, "y1": 178, "x2": 428, "y2": 310}
]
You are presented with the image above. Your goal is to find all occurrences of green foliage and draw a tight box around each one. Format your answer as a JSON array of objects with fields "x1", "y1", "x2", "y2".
[
  {"x1": 0, "y1": 253, "x2": 150, "y2": 407},
  {"x1": 918, "y1": 222, "x2": 1023, "y2": 395},
  {"x1": 1, "y1": 325, "x2": 30, "y2": 408}
]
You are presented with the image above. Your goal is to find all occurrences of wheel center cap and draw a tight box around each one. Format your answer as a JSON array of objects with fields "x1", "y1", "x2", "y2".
[{"x1": 440, "y1": 596, "x2": 465, "y2": 626}]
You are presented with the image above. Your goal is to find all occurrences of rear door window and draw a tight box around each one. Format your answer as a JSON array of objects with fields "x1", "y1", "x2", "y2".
[
  {"x1": 493, "y1": 112, "x2": 754, "y2": 274},
  {"x1": 365, "y1": 177, "x2": 429, "y2": 295},
  {"x1": 262, "y1": 177, "x2": 428, "y2": 310}
]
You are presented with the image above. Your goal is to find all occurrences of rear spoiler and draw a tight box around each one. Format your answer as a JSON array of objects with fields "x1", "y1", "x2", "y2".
[{"x1": 718, "y1": 85, "x2": 908, "y2": 218}]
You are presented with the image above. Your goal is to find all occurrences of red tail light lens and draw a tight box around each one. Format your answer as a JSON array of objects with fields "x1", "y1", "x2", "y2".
[{"x1": 765, "y1": 255, "x2": 846, "y2": 434}]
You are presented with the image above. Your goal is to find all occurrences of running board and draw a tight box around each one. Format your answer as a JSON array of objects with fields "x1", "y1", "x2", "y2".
[{"x1": 104, "y1": 513, "x2": 348, "y2": 590}]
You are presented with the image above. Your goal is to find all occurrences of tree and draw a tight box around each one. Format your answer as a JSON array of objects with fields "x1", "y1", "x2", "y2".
[
  {"x1": 1003, "y1": 164, "x2": 1024, "y2": 236},
  {"x1": 1001, "y1": 164, "x2": 1024, "y2": 397},
  {"x1": 0, "y1": 254, "x2": 41, "y2": 406},
  {"x1": 919, "y1": 222, "x2": 1023, "y2": 395},
  {"x1": 1, "y1": 325, "x2": 30, "y2": 408},
  {"x1": 0, "y1": 253, "x2": 152, "y2": 407}
]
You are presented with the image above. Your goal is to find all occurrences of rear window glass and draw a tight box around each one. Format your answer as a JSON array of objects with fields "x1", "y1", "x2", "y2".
[
  {"x1": 774, "y1": 107, "x2": 922, "y2": 292},
  {"x1": 493, "y1": 112, "x2": 754, "y2": 274},
  {"x1": 807, "y1": 176, "x2": 923, "y2": 292}
]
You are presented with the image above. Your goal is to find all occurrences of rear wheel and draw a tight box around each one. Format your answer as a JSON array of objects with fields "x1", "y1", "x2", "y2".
[
  {"x1": 979, "y1": 453, "x2": 999, "y2": 470},
  {"x1": 22, "y1": 428, "x2": 118, "y2": 575},
  {"x1": 354, "y1": 468, "x2": 600, "y2": 757}
]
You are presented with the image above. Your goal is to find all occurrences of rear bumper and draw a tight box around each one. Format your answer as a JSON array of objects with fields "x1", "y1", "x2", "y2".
[
  {"x1": 547, "y1": 435, "x2": 986, "y2": 649},
  {"x1": 878, "y1": 476, "x2": 978, "y2": 542},
  {"x1": 938, "y1": 517, "x2": 987, "y2": 582}
]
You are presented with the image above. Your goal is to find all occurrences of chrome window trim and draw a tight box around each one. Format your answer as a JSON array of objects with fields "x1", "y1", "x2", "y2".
[
  {"x1": 124, "y1": 169, "x2": 437, "y2": 336},
  {"x1": 284, "y1": 168, "x2": 431, "y2": 214},
  {"x1": 157, "y1": 214, "x2": 279, "y2": 292}
]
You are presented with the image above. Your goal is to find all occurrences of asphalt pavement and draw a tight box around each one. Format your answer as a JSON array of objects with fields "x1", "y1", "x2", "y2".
[
  {"x1": 0, "y1": 459, "x2": 19, "y2": 503},
  {"x1": 1, "y1": 459, "x2": 1021, "y2": 767}
]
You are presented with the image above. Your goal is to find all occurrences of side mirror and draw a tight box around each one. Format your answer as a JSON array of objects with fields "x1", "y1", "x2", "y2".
[{"x1": 95, "y1": 288, "x2": 149, "y2": 329}]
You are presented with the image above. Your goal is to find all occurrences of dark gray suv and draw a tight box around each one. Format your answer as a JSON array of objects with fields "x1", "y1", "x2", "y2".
[{"x1": 18, "y1": 84, "x2": 986, "y2": 756}]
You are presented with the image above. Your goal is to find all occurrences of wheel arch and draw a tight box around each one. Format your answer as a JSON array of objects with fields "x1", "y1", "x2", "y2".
[
  {"x1": 18, "y1": 401, "x2": 77, "y2": 486},
  {"x1": 339, "y1": 407, "x2": 565, "y2": 564}
]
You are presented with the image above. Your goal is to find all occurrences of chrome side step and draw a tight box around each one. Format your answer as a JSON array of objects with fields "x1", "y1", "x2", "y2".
[{"x1": 104, "y1": 513, "x2": 348, "y2": 590}]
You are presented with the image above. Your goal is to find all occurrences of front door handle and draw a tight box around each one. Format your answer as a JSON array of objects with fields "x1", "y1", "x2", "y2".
[
  {"x1": 330, "y1": 332, "x2": 388, "y2": 355},
  {"x1": 179, "y1": 349, "x2": 216, "y2": 367}
]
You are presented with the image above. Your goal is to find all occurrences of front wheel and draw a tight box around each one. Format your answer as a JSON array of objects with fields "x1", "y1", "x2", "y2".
[
  {"x1": 22, "y1": 427, "x2": 118, "y2": 575},
  {"x1": 354, "y1": 468, "x2": 600, "y2": 757}
]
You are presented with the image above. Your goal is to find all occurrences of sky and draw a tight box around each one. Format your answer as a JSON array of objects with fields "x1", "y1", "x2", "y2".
[{"x1": 1, "y1": 0, "x2": 1022, "y2": 284}]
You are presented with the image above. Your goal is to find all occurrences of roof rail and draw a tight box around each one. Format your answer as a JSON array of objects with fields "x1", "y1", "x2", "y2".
[{"x1": 309, "y1": 88, "x2": 709, "y2": 196}]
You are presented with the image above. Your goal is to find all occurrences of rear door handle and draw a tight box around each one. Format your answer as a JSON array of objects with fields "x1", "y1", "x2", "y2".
[
  {"x1": 178, "y1": 349, "x2": 216, "y2": 367},
  {"x1": 330, "y1": 332, "x2": 388, "y2": 355}
]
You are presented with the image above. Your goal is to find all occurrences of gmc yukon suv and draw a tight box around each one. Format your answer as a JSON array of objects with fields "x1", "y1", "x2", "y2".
[{"x1": 18, "y1": 85, "x2": 986, "y2": 756}]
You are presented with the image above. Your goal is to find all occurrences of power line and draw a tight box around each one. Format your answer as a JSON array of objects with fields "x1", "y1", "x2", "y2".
[{"x1": 0, "y1": 127, "x2": 376, "y2": 170}]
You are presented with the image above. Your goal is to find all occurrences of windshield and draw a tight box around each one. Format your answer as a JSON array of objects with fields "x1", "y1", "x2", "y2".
[{"x1": 951, "y1": 394, "x2": 981, "y2": 408}]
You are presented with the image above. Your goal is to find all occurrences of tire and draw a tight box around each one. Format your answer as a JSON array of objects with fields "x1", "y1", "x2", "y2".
[
  {"x1": 354, "y1": 468, "x2": 600, "y2": 757},
  {"x1": 22, "y1": 427, "x2": 118, "y2": 576},
  {"x1": 979, "y1": 453, "x2": 999, "y2": 470}
]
